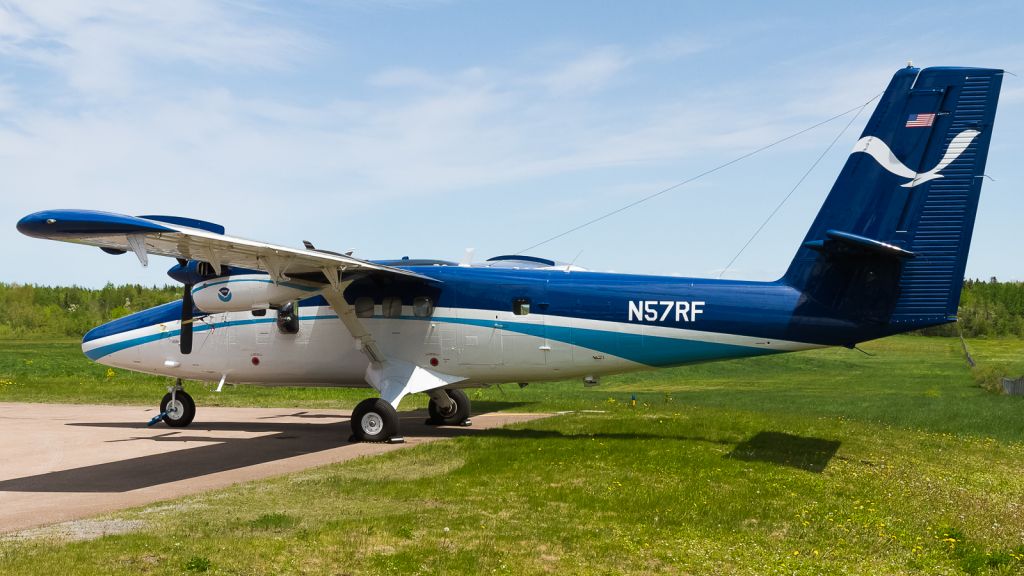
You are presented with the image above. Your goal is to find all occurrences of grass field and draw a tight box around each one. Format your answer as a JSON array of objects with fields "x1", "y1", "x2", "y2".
[{"x1": 2, "y1": 335, "x2": 1024, "y2": 574}]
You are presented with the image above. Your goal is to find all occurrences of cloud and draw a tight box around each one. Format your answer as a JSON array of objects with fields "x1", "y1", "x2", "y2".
[
  {"x1": 641, "y1": 36, "x2": 712, "y2": 61},
  {"x1": 0, "y1": 0, "x2": 313, "y2": 97},
  {"x1": 1002, "y1": 84, "x2": 1024, "y2": 104},
  {"x1": 7, "y1": 8, "x2": 992, "y2": 283},
  {"x1": 537, "y1": 46, "x2": 631, "y2": 95},
  {"x1": 0, "y1": 32, "x2": 878, "y2": 225},
  {"x1": 0, "y1": 81, "x2": 15, "y2": 111}
]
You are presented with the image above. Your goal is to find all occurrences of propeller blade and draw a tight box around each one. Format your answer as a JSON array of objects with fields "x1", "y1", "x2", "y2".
[{"x1": 180, "y1": 283, "x2": 194, "y2": 354}]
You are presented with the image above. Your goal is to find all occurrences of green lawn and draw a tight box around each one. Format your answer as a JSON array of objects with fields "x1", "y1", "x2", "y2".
[{"x1": 2, "y1": 335, "x2": 1024, "y2": 574}]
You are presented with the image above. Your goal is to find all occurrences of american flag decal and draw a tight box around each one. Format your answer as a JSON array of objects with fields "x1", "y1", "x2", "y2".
[{"x1": 906, "y1": 113, "x2": 936, "y2": 128}]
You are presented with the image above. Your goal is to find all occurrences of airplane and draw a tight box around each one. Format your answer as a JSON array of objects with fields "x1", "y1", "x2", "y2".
[{"x1": 17, "y1": 65, "x2": 1003, "y2": 443}]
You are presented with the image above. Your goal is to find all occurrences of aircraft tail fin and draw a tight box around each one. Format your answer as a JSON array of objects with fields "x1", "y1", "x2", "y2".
[{"x1": 783, "y1": 66, "x2": 1003, "y2": 338}]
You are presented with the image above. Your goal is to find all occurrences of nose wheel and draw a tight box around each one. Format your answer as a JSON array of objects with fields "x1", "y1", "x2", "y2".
[{"x1": 159, "y1": 381, "x2": 196, "y2": 428}]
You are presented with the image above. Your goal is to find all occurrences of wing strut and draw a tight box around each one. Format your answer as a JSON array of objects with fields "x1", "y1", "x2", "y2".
[
  {"x1": 318, "y1": 267, "x2": 464, "y2": 408},
  {"x1": 319, "y1": 268, "x2": 385, "y2": 364}
]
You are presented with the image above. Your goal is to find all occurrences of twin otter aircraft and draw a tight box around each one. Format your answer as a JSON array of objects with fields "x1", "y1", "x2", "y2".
[{"x1": 18, "y1": 65, "x2": 1003, "y2": 442}]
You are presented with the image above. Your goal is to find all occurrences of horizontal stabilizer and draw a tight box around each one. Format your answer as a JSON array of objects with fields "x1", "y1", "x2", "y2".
[{"x1": 803, "y1": 230, "x2": 916, "y2": 259}]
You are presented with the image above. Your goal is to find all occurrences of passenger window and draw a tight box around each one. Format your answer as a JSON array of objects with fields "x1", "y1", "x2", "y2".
[
  {"x1": 355, "y1": 297, "x2": 374, "y2": 318},
  {"x1": 413, "y1": 296, "x2": 434, "y2": 318},
  {"x1": 382, "y1": 297, "x2": 403, "y2": 318},
  {"x1": 277, "y1": 301, "x2": 299, "y2": 334},
  {"x1": 513, "y1": 298, "x2": 530, "y2": 316}
]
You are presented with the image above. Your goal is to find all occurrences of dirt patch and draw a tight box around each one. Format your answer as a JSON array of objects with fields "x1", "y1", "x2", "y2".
[{"x1": 4, "y1": 518, "x2": 145, "y2": 542}]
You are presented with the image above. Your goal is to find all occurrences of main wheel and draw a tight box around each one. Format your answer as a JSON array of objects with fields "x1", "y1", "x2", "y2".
[
  {"x1": 351, "y1": 398, "x2": 399, "y2": 442},
  {"x1": 160, "y1": 390, "x2": 196, "y2": 428},
  {"x1": 428, "y1": 388, "x2": 471, "y2": 425}
]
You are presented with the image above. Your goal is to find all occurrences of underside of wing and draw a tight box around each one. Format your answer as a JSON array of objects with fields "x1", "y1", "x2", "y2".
[{"x1": 17, "y1": 209, "x2": 435, "y2": 284}]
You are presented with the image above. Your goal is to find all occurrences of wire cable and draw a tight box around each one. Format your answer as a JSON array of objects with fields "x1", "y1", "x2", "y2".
[
  {"x1": 516, "y1": 94, "x2": 882, "y2": 256},
  {"x1": 717, "y1": 92, "x2": 879, "y2": 278}
]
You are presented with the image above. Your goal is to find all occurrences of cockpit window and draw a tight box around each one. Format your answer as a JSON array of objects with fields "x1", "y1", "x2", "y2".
[
  {"x1": 355, "y1": 297, "x2": 374, "y2": 318},
  {"x1": 382, "y1": 297, "x2": 403, "y2": 318},
  {"x1": 512, "y1": 298, "x2": 530, "y2": 316},
  {"x1": 197, "y1": 261, "x2": 219, "y2": 277},
  {"x1": 413, "y1": 296, "x2": 434, "y2": 318}
]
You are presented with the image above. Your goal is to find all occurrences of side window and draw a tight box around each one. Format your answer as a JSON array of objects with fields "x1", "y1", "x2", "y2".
[
  {"x1": 277, "y1": 301, "x2": 299, "y2": 334},
  {"x1": 382, "y1": 297, "x2": 403, "y2": 318},
  {"x1": 413, "y1": 296, "x2": 434, "y2": 318},
  {"x1": 512, "y1": 298, "x2": 530, "y2": 316},
  {"x1": 197, "y1": 261, "x2": 219, "y2": 278},
  {"x1": 355, "y1": 297, "x2": 374, "y2": 318}
]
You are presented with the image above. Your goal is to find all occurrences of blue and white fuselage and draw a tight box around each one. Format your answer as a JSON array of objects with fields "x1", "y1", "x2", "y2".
[
  {"x1": 18, "y1": 65, "x2": 1005, "y2": 441},
  {"x1": 81, "y1": 264, "x2": 825, "y2": 387}
]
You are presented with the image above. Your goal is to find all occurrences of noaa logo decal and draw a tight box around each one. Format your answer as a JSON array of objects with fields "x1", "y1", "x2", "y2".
[
  {"x1": 851, "y1": 129, "x2": 980, "y2": 188},
  {"x1": 217, "y1": 287, "x2": 232, "y2": 302}
]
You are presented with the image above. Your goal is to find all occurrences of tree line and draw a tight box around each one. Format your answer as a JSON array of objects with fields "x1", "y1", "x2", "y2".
[
  {"x1": 0, "y1": 279, "x2": 1022, "y2": 339},
  {"x1": 917, "y1": 278, "x2": 1024, "y2": 337},
  {"x1": 0, "y1": 283, "x2": 180, "y2": 338}
]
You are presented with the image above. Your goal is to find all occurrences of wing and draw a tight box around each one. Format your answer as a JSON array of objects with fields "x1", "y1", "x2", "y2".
[
  {"x1": 16, "y1": 209, "x2": 434, "y2": 283},
  {"x1": 18, "y1": 209, "x2": 463, "y2": 406}
]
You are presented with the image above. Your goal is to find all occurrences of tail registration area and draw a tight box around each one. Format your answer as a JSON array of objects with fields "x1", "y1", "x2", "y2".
[{"x1": 628, "y1": 300, "x2": 706, "y2": 323}]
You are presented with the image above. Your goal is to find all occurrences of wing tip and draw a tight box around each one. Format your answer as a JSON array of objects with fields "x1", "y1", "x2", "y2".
[{"x1": 17, "y1": 209, "x2": 173, "y2": 239}]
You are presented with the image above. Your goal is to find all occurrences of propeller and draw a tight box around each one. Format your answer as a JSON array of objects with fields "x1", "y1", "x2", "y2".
[{"x1": 177, "y1": 258, "x2": 194, "y2": 354}]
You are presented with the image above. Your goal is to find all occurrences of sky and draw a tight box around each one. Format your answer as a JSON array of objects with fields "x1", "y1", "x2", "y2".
[{"x1": 2, "y1": 0, "x2": 1022, "y2": 287}]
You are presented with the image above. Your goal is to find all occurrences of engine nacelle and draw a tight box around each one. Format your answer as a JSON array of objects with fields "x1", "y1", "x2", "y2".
[{"x1": 192, "y1": 275, "x2": 317, "y2": 313}]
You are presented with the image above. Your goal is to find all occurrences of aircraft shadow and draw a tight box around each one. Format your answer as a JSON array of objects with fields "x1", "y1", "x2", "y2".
[
  {"x1": 0, "y1": 410, "x2": 504, "y2": 494},
  {"x1": 0, "y1": 412, "x2": 837, "y2": 493},
  {"x1": 725, "y1": 431, "x2": 841, "y2": 473},
  {"x1": 467, "y1": 428, "x2": 840, "y2": 473}
]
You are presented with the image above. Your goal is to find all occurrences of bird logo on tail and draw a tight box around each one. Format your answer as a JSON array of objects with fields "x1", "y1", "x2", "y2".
[{"x1": 852, "y1": 129, "x2": 980, "y2": 188}]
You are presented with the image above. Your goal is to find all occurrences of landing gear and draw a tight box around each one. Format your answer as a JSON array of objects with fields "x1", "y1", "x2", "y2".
[
  {"x1": 427, "y1": 388, "x2": 472, "y2": 426},
  {"x1": 159, "y1": 380, "x2": 195, "y2": 428},
  {"x1": 350, "y1": 398, "x2": 401, "y2": 443}
]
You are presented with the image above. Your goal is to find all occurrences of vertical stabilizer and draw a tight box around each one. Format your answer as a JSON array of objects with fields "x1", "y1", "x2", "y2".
[{"x1": 784, "y1": 66, "x2": 1002, "y2": 335}]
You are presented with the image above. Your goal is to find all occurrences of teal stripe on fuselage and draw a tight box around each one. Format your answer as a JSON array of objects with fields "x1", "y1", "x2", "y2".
[
  {"x1": 84, "y1": 311, "x2": 768, "y2": 367},
  {"x1": 428, "y1": 317, "x2": 769, "y2": 367},
  {"x1": 83, "y1": 315, "x2": 337, "y2": 361}
]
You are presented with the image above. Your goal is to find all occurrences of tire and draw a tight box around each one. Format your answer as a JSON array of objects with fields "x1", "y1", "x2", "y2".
[
  {"x1": 427, "y1": 388, "x2": 471, "y2": 425},
  {"x1": 351, "y1": 398, "x2": 399, "y2": 442},
  {"x1": 160, "y1": 390, "x2": 196, "y2": 428}
]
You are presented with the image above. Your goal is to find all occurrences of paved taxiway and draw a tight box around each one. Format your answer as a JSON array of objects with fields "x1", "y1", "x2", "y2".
[{"x1": 0, "y1": 402, "x2": 546, "y2": 533}]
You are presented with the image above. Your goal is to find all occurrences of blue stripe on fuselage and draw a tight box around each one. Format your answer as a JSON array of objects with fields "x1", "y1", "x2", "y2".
[
  {"x1": 83, "y1": 300, "x2": 185, "y2": 343},
  {"x1": 83, "y1": 308, "x2": 768, "y2": 367}
]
